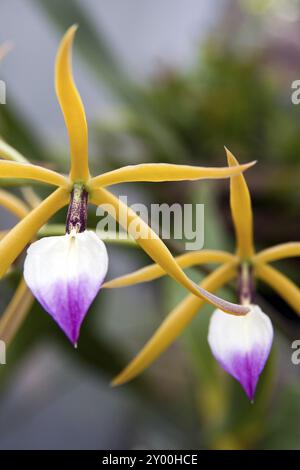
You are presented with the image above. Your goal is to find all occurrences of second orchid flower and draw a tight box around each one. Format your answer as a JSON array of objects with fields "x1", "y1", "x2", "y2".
[{"x1": 106, "y1": 149, "x2": 300, "y2": 400}]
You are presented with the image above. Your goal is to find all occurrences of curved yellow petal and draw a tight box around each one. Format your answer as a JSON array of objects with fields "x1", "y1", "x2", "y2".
[
  {"x1": 254, "y1": 242, "x2": 300, "y2": 264},
  {"x1": 90, "y1": 161, "x2": 256, "y2": 189},
  {"x1": 226, "y1": 148, "x2": 254, "y2": 259},
  {"x1": 112, "y1": 262, "x2": 237, "y2": 385},
  {"x1": 0, "y1": 189, "x2": 29, "y2": 219},
  {"x1": 91, "y1": 188, "x2": 246, "y2": 314},
  {"x1": 255, "y1": 263, "x2": 300, "y2": 316},
  {"x1": 0, "y1": 187, "x2": 69, "y2": 277},
  {"x1": 55, "y1": 25, "x2": 89, "y2": 183},
  {"x1": 0, "y1": 161, "x2": 68, "y2": 186},
  {"x1": 104, "y1": 250, "x2": 236, "y2": 288},
  {"x1": 0, "y1": 278, "x2": 34, "y2": 345},
  {"x1": 0, "y1": 141, "x2": 42, "y2": 208}
]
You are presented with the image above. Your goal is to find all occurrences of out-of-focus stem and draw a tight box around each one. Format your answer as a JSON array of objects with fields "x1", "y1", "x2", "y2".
[{"x1": 0, "y1": 279, "x2": 34, "y2": 346}]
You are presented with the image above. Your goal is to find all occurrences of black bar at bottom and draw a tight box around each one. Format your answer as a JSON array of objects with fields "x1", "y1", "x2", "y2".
[{"x1": 0, "y1": 450, "x2": 297, "y2": 466}]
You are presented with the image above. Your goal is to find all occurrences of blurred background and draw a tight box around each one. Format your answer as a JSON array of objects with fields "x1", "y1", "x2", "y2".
[{"x1": 1, "y1": 0, "x2": 300, "y2": 450}]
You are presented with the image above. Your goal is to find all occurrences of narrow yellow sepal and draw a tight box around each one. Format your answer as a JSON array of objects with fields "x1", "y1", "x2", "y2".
[
  {"x1": 90, "y1": 161, "x2": 256, "y2": 189},
  {"x1": 255, "y1": 263, "x2": 300, "y2": 316},
  {"x1": 0, "y1": 160, "x2": 68, "y2": 186},
  {"x1": 254, "y1": 242, "x2": 300, "y2": 264},
  {"x1": 104, "y1": 250, "x2": 236, "y2": 288},
  {"x1": 0, "y1": 187, "x2": 69, "y2": 277},
  {"x1": 111, "y1": 262, "x2": 237, "y2": 386},
  {"x1": 55, "y1": 25, "x2": 89, "y2": 183},
  {"x1": 0, "y1": 141, "x2": 44, "y2": 208},
  {"x1": 0, "y1": 279, "x2": 33, "y2": 345},
  {"x1": 91, "y1": 188, "x2": 247, "y2": 314},
  {"x1": 226, "y1": 147, "x2": 254, "y2": 258}
]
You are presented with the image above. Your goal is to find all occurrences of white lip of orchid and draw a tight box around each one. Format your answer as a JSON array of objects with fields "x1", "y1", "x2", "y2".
[
  {"x1": 24, "y1": 230, "x2": 108, "y2": 345},
  {"x1": 208, "y1": 304, "x2": 273, "y2": 400}
]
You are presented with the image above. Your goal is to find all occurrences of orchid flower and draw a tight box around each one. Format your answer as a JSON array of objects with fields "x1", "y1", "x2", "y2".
[
  {"x1": 106, "y1": 148, "x2": 300, "y2": 400},
  {"x1": 0, "y1": 26, "x2": 255, "y2": 345}
]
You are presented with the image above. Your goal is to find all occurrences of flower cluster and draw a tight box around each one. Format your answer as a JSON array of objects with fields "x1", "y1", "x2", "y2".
[
  {"x1": 0, "y1": 26, "x2": 253, "y2": 347},
  {"x1": 1, "y1": 27, "x2": 299, "y2": 402}
]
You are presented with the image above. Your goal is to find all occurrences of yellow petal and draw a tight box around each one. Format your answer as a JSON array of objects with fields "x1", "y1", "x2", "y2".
[
  {"x1": 112, "y1": 262, "x2": 237, "y2": 385},
  {"x1": 55, "y1": 25, "x2": 89, "y2": 183},
  {"x1": 91, "y1": 188, "x2": 246, "y2": 314},
  {"x1": 0, "y1": 140, "x2": 43, "y2": 207},
  {"x1": 0, "y1": 278, "x2": 34, "y2": 345},
  {"x1": 0, "y1": 189, "x2": 29, "y2": 219},
  {"x1": 254, "y1": 242, "x2": 300, "y2": 264},
  {"x1": 226, "y1": 148, "x2": 254, "y2": 259},
  {"x1": 0, "y1": 161, "x2": 68, "y2": 186},
  {"x1": 90, "y1": 161, "x2": 256, "y2": 188},
  {"x1": 255, "y1": 263, "x2": 300, "y2": 316},
  {"x1": 0, "y1": 187, "x2": 69, "y2": 277},
  {"x1": 104, "y1": 250, "x2": 236, "y2": 288}
]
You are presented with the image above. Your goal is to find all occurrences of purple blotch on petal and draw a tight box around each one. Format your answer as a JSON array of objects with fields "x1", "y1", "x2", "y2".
[
  {"x1": 208, "y1": 305, "x2": 273, "y2": 401},
  {"x1": 34, "y1": 276, "x2": 103, "y2": 345},
  {"x1": 217, "y1": 345, "x2": 270, "y2": 400}
]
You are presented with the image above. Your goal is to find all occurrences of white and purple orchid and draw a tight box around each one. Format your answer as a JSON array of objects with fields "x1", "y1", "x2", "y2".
[{"x1": 24, "y1": 185, "x2": 108, "y2": 345}]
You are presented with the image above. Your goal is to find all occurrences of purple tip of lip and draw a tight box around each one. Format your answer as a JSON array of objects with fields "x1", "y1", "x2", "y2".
[
  {"x1": 216, "y1": 346, "x2": 271, "y2": 401},
  {"x1": 34, "y1": 276, "x2": 103, "y2": 345}
]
